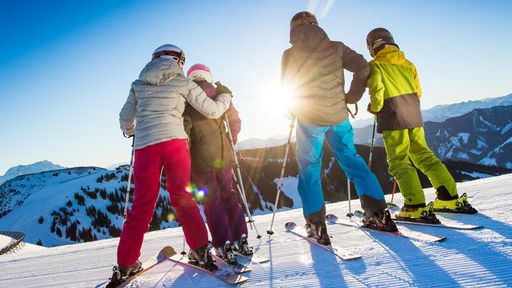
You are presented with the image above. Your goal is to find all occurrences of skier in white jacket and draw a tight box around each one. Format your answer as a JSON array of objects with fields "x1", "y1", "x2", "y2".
[{"x1": 106, "y1": 44, "x2": 232, "y2": 287}]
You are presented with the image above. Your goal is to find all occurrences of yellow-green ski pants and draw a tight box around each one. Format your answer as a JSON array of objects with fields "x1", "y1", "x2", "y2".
[{"x1": 382, "y1": 127, "x2": 458, "y2": 205}]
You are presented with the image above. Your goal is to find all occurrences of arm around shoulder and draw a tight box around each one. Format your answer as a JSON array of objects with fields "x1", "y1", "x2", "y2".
[{"x1": 186, "y1": 81, "x2": 232, "y2": 119}]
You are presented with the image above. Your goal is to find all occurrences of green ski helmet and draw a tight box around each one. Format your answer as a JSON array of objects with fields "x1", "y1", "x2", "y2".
[
  {"x1": 290, "y1": 11, "x2": 318, "y2": 28},
  {"x1": 366, "y1": 28, "x2": 399, "y2": 57}
]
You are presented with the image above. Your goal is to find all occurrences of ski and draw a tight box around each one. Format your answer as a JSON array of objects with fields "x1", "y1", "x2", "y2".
[
  {"x1": 166, "y1": 246, "x2": 248, "y2": 285},
  {"x1": 233, "y1": 251, "x2": 269, "y2": 264},
  {"x1": 284, "y1": 222, "x2": 361, "y2": 261},
  {"x1": 392, "y1": 218, "x2": 482, "y2": 230},
  {"x1": 96, "y1": 246, "x2": 176, "y2": 288},
  {"x1": 210, "y1": 252, "x2": 252, "y2": 274},
  {"x1": 327, "y1": 214, "x2": 446, "y2": 243}
]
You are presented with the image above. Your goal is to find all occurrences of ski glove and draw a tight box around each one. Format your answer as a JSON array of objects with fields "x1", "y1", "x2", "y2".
[
  {"x1": 345, "y1": 91, "x2": 362, "y2": 104},
  {"x1": 366, "y1": 103, "x2": 377, "y2": 115},
  {"x1": 215, "y1": 81, "x2": 233, "y2": 95},
  {"x1": 122, "y1": 124, "x2": 135, "y2": 137}
]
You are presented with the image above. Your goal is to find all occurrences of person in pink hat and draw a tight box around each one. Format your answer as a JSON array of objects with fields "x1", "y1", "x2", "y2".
[{"x1": 184, "y1": 63, "x2": 252, "y2": 265}]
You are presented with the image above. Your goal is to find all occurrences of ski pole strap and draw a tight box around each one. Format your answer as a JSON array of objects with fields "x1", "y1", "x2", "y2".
[
  {"x1": 123, "y1": 132, "x2": 134, "y2": 139},
  {"x1": 347, "y1": 103, "x2": 358, "y2": 119}
]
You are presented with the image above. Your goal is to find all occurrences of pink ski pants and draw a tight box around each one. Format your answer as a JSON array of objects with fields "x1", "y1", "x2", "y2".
[{"x1": 117, "y1": 139, "x2": 208, "y2": 266}]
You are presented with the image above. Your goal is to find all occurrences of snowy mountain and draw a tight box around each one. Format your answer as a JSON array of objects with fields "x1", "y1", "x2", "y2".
[
  {"x1": 236, "y1": 141, "x2": 511, "y2": 215},
  {"x1": 236, "y1": 136, "x2": 295, "y2": 150},
  {"x1": 351, "y1": 92, "x2": 512, "y2": 128},
  {"x1": 0, "y1": 174, "x2": 511, "y2": 287},
  {"x1": 0, "y1": 167, "x2": 180, "y2": 246},
  {"x1": 237, "y1": 94, "x2": 512, "y2": 164},
  {"x1": 0, "y1": 160, "x2": 64, "y2": 185},
  {"x1": 424, "y1": 105, "x2": 512, "y2": 168},
  {"x1": 353, "y1": 105, "x2": 512, "y2": 168},
  {"x1": 1, "y1": 142, "x2": 510, "y2": 248}
]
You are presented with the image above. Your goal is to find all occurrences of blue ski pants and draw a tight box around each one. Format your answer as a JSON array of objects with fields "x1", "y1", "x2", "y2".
[{"x1": 296, "y1": 119, "x2": 387, "y2": 221}]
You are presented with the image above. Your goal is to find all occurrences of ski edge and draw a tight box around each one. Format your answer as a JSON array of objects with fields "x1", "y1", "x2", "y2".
[
  {"x1": 329, "y1": 215, "x2": 446, "y2": 243},
  {"x1": 168, "y1": 251, "x2": 248, "y2": 285},
  {"x1": 392, "y1": 218, "x2": 483, "y2": 230},
  {"x1": 285, "y1": 222, "x2": 362, "y2": 261},
  {"x1": 96, "y1": 246, "x2": 177, "y2": 288},
  {"x1": 210, "y1": 252, "x2": 252, "y2": 274},
  {"x1": 233, "y1": 251, "x2": 270, "y2": 264}
]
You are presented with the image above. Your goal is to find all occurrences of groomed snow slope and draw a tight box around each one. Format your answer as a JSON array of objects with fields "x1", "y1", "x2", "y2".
[{"x1": 1, "y1": 174, "x2": 511, "y2": 287}]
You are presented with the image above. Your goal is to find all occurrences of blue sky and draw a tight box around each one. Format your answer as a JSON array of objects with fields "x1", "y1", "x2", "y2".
[{"x1": 1, "y1": 0, "x2": 511, "y2": 174}]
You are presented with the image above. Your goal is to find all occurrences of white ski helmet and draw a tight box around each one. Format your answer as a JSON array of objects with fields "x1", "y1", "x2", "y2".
[
  {"x1": 187, "y1": 63, "x2": 213, "y2": 83},
  {"x1": 152, "y1": 44, "x2": 186, "y2": 66}
]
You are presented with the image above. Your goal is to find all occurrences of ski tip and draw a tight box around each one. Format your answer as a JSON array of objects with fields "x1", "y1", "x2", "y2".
[
  {"x1": 224, "y1": 274, "x2": 249, "y2": 284},
  {"x1": 158, "y1": 246, "x2": 177, "y2": 261},
  {"x1": 284, "y1": 222, "x2": 297, "y2": 231},
  {"x1": 325, "y1": 214, "x2": 338, "y2": 224}
]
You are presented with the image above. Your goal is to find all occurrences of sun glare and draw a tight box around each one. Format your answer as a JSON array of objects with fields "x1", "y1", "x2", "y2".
[{"x1": 265, "y1": 80, "x2": 297, "y2": 116}]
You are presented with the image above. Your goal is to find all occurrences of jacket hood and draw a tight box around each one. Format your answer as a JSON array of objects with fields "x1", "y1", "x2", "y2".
[
  {"x1": 138, "y1": 57, "x2": 184, "y2": 85},
  {"x1": 375, "y1": 45, "x2": 408, "y2": 65},
  {"x1": 290, "y1": 24, "x2": 330, "y2": 48}
]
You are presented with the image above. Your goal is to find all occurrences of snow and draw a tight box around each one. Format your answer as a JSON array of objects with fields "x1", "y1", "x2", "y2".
[
  {"x1": 0, "y1": 160, "x2": 64, "y2": 185},
  {"x1": 460, "y1": 171, "x2": 493, "y2": 178},
  {"x1": 479, "y1": 157, "x2": 497, "y2": 166},
  {"x1": 501, "y1": 122, "x2": 512, "y2": 135},
  {"x1": 1, "y1": 174, "x2": 512, "y2": 287},
  {"x1": 272, "y1": 176, "x2": 301, "y2": 209},
  {"x1": 456, "y1": 151, "x2": 470, "y2": 160},
  {"x1": 458, "y1": 132, "x2": 470, "y2": 144},
  {"x1": 477, "y1": 115, "x2": 497, "y2": 131},
  {"x1": 0, "y1": 234, "x2": 13, "y2": 248}
]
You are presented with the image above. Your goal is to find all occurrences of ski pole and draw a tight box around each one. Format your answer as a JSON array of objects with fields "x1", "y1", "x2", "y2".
[
  {"x1": 123, "y1": 135, "x2": 135, "y2": 223},
  {"x1": 390, "y1": 179, "x2": 397, "y2": 204},
  {"x1": 346, "y1": 179, "x2": 353, "y2": 217},
  {"x1": 224, "y1": 114, "x2": 262, "y2": 239},
  {"x1": 181, "y1": 237, "x2": 187, "y2": 255},
  {"x1": 267, "y1": 116, "x2": 296, "y2": 235},
  {"x1": 231, "y1": 169, "x2": 256, "y2": 230}
]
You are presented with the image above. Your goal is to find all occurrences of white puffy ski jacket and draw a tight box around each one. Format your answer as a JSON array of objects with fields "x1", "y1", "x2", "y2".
[{"x1": 119, "y1": 57, "x2": 232, "y2": 149}]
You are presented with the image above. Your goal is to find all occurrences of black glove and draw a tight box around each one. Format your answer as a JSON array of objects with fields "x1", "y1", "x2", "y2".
[
  {"x1": 367, "y1": 103, "x2": 377, "y2": 115},
  {"x1": 215, "y1": 81, "x2": 232, "y2": 95},
  {"x1": 345, "y1": 91, "x2": 359, "y2": 104},
  {"x1": 345, "y1": 87, "x2": 364, "y2": 104}
]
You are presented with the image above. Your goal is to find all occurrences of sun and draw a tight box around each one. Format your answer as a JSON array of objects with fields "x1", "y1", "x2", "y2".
[{"x1": 263, "y1": 79, "x2": 297, "y2": 116}]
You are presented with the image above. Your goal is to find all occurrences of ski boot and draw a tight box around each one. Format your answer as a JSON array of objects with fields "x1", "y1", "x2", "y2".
[
  {"x1": 395, "y1": 202, "x2": 441, "y2": 224},
  {"x1": 236, "y1": 234, "x2": 254, "y2": 256},
  {"x1": 223, "y1": 241, "x2": 238, "y2": 265},
  {"x1": 362, "y1": 209, "x2": 398, "y2": 232},
  {"x1": 188, "y1": 245, "x2": 218, "y2": 272},
  {"x1": 214, "y1": 241, "x2": 238, "y2": 265},
  {"x1": 305, "y1": 220, "x2": 331, "y2": 245},
  {"x1": 105, "y1": 260, "x2": 143, "y2": 288},
  {"x1": 433, "y1": 192, "x2": 478, "y2": 214}
]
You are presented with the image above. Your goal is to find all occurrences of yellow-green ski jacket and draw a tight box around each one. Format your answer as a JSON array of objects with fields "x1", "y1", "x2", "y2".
[{"x1": 368, "y1": 45, "x2": 423, "y2": 133}]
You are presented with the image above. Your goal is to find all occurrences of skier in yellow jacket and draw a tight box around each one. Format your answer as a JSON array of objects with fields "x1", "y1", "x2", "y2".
[{"x1": 366, "y1": 28, "x2": 477, "y2": 223}]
